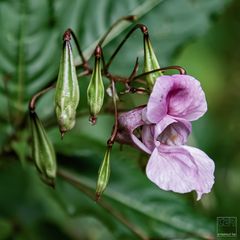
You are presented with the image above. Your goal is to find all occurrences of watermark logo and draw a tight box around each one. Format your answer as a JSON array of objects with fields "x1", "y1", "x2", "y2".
[{"x1": 217, "y1": 217, "x2": 237, "y2": 238}]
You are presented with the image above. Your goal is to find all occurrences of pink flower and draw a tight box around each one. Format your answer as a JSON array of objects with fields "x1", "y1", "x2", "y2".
[{"x1": 116, "y1": 75, "x2": 215, "y2": 200}]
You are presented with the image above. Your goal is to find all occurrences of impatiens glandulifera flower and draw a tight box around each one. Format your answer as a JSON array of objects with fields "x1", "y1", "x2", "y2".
[
  {"x1": 30, "y1": 112, "x2": 57, "y2": 187},
  {"x1": 96, "y1": 146, "x2": 111, "y2": 200},
  {"x1": 87, "y1": 46, "x2": 105, "y2": 124},
  {"x1": 55, "y1": 31, "x2": 80, "y2": 136},
  {"x1": 143, "y1": 33, "x2": 162, "y2": 90},
  {"x1": 116, "y1": 74, "x2": 215, "y2": 200}
]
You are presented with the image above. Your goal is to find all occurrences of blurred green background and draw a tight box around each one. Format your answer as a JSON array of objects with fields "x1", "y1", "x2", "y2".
[{"x1": 0, "y1": 0, "x2": 239, "y2": 239}]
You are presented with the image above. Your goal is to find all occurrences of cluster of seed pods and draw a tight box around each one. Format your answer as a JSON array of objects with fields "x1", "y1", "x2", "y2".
[{"x1": 29, "y1": 16, "x2": 186, "y2": 199}]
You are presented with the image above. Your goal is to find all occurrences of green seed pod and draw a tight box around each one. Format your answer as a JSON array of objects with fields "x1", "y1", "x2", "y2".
[
  {"x1": 96, "y1": 146, "x2": 111, "y2": 200},
  {"x1": 55, "y1": 32, "x2": 80, "y2": 136},
  {"x1": 30, "y1": 112, "x2": 57, "y2": 187},
  {"x1": 87, "y1": 46, "x2": 104, "y2": 124},
  {"x1": 143, "y1": 34, "x2": 162, "y2": 90}
]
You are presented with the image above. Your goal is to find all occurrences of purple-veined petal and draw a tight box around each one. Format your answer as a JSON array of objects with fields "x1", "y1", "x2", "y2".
[
  {"x1": 142, "y1": 125, "x2": 155, "y2": 152},
  {"x1": 145, "y1": 76, "x2": 174, "y2": 123},
  {"x1": 146, "y1": 145, "x2": 214, "y2": 200},
  {"x1": 131, "y1": 132, "x2": 152, "y2": 154},
  {"x1": 182, "y1": 146, "x2": 215, "y2": 200},
  {"x1": 118, "y1": 106, "x2": 144, "y2": 131},
  {"x1": 145, "y1": 74, "x2": 207, "y2": 123},
  {"x1": 167, "y1": 74, "x2": 207, "y2": 121},
  {"x1": 116, "y1": 107, "x2": 143, "y2": 146}
]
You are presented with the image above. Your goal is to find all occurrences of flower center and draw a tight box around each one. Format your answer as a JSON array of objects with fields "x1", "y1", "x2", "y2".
[{"x1": 157, "y1": 124, "x2": 182, "y2": 146}]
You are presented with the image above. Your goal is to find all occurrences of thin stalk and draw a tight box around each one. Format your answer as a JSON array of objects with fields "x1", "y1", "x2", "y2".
[
  {"x1": 133, "y1": 65, "x2": 186, "y2": 80},
  {"x1": 105, "y1": 24, "x2": 148, "y2": 70},
  {"x1": 98, "y1": 15, "x2": 136, "y2": 46},
  {"x1": 29, "y1": 84, "x2": 55, "y2": 112},
  {"x1": 128, "y1": 57, "x2": 139, "y2": 82}
]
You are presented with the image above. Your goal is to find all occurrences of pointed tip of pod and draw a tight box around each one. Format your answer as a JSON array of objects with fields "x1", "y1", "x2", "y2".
[
  {"x1": 95, "y1": 192, "x2": 101, "y2": 202},
  {"x1": 63, "y1": 29, "x2": 71, "y2": 41},
  {"x1": 39, "y1": 174, "x2": 56, "y2": 188},
  {"x1": 49, "y1": 179, "x2": 56, "y2": 189},
  {"x1": 95, "y1": 45, "x2": 102, "y2": 58},
  {"x1": 60, "y1": 130, "x2": 65, "y2": 139},
  {"x1": 125, "y1": 15, "x2": 137, "y2": 21},
  {"x1": 89, "y1": 115, "x2": 97, "y2": 125}
]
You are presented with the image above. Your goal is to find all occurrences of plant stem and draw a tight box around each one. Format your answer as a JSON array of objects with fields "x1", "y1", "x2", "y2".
[
  {"x1": 98, "y1": 15, "x2": 136, "y2": 46},
  {"x1": 105, "y1": 24, "x2": 148, "y2": 70},
  {"x1": 133, "y1": 65, "x2": 186, "y2": 80}
]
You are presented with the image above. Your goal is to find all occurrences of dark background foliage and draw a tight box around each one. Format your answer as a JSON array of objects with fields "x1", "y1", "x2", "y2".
[{"x1": 0, "y1": 0, "x2": 239, "y2": 239}]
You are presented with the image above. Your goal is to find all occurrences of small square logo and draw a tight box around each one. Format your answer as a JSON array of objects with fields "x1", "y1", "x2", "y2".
[{"x1": 217, "y1": 217, "x2": 237, "y2": 238}]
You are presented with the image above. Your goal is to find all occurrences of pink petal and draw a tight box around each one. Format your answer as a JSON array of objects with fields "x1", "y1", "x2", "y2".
[
  {"x1": 131, "y1": 132, "x2": 152, "y2": 154},
  {"x1": 142, "y1": 125, "x2": 155, "y2": 152},
  {"x1": 146, "y1": 76, "x2": 174, "y2": 123},
  {"x1": 168, "y1": 75, "x2": 207, "y2": 121},
  {"x1": 116, "y1": 107, "x2": 143, "y2": 146},
  {"x1": 116, "y1": 106, "x2": 151, "y2": 154},
  {"x1": 182, "y1": 146, "x2": 215, "y2": 200},
  {"x1": 118, "y1": 106, "x2": 144, "y2": 131},
  {"x1": 146, "y1": 74, "x2": 207, "y2": 123},
  {"x1": 146, "y1": 145, "x2": 214, "y2": 200}
]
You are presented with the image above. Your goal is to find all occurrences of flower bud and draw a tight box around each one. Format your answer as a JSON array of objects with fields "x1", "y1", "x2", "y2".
[
  {"x1": 55, "y1": 33, "x2": 80, "y2": 136},
  {"x1": 87, "y1": 46, "x2": 104, "y2": 124},
  {"x1": 30, "y1": 112, "x2": 57, "y2": 187},
  {"x1": 143, "y1": 34, "x2": 162, "y2": 90},
  {"x1": 96, "y1": 146, "x2": 111, "y2": 200}
]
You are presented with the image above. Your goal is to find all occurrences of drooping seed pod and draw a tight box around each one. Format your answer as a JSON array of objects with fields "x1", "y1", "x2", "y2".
[
  {"x1": 55, "y1": 31, "x2": 80, "y2": 136},
  {"x1": 87, "y1": 46, "x2": 104, "y2": 124},
  {"x1": 143, "y1": 34, "x2": 162, "y2": 90},
  {"x1": 30, "y1": 112, "x2": 57, "y2": 187},
  {"x1": 96, "y1": 146, "x2": 111, "y2": 201}
]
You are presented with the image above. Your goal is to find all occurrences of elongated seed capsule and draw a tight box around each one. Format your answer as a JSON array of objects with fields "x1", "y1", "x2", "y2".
[
  {"x1": 96, "y1": 146, "x2": 111, "y2": 201},
  {"x1": 55, "y1": 31, "x2": 80, "y2": 136},
  {"x1": 30, "y1": 112, "x2": 57, "y2": 187},
  {"x1": 87, "y1": 46, "x2": 104, "y2": 125},
  {"x1": 143, "y1": 34, "x2": 162, "y2": 90}
]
